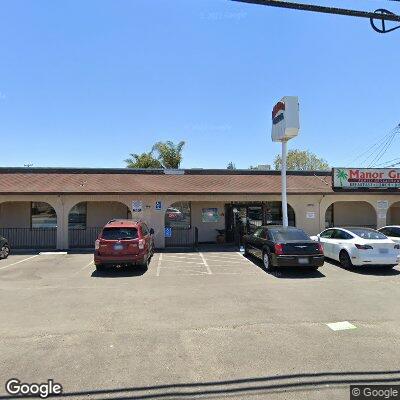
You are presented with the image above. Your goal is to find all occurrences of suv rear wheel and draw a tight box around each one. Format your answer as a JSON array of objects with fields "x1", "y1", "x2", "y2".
[{"x1": 95, "y1": 264, "x2": 105, "y2": 272}]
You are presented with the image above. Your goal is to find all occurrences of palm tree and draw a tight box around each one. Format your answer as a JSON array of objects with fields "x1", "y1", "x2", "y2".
[
  {"x1": 152, "y1": 141, "x2": 185, "y2": 169},
  {"x1": 125, "y1": 152, "x2": 162, "y2": 169},
  {"x1": 336, "y1": 169, "x2": 348, "y2": 186}
]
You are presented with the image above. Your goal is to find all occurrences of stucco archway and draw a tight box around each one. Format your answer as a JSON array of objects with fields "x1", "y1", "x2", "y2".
[{"x1": 325, "y1": 201, "x2": 377, "y2": 229}]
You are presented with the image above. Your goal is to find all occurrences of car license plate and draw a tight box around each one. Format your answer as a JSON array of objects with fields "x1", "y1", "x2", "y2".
[
  {"x1": 113, "y1": 244, "x2": 123, "y2": 251},
  {"x1": 379, "y1": 248, "x2": 389, "y2": 254},
  {"x1": 298, "y1": 257, "x2": 309, "y2": 264}
]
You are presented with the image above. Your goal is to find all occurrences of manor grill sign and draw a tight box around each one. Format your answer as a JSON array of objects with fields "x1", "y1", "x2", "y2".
[{"x1": 333, "y1": 168, "x2": 400, "y2": 189}]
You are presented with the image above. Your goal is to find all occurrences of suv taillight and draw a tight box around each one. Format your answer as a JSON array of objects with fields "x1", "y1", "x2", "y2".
[
  {"x1": 95, "y1": 239, "x2": 100, "y2": 250},
  {"x1": 274, "y1": 243, "x2": 284, "y2": 255},
  {"x1": 138, "y1": 239, "x2": 145, "y2": 250}
]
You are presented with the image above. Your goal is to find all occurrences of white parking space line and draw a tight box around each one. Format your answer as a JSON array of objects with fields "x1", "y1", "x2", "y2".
[
  {"x1": 0, "y1": 255, "x2": 39, "y2": 271},
  {"x1": 74, "y1": 260, "x2": 94, "y2": 274},
  {"x1": 162, "y1": 255, "x2": 201, "y2": 260},
  {"x1": 326, "y1": 321, "x2": 357, "y2": 331},
  {"x1": 156, "y1": 253, "x2": 163, "y2": 277},
  {"x1": 199, "y1": 252, "x2": 212, "y2": 275},
  {"x1": 39, "y1": 251, "x2": 68, "y2": 255},
  {"x1": 237, "y1": 252, "x2": 259, "y2": 265}
]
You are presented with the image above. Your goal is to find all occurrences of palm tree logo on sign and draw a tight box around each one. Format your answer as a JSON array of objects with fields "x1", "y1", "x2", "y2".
[{"x1": 336, "y1": 169, "x2": 348, "y2": 187}]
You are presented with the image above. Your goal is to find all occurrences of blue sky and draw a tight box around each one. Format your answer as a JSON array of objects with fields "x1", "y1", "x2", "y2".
[{"x1": 1, "y1": 0, "x2": 399, "y2": 169}]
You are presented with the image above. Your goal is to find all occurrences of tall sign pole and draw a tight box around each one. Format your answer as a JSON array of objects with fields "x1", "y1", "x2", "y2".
[
  {"x1": 271, "y1": 96, "x2": 300, "y2": 228},
  {"x1": 281, "y1": 140, "x2": 288, "y2": 227}
]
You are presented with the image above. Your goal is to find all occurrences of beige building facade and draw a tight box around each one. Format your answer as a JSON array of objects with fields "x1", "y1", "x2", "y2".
[{"x1": 0, "y1": 168, "x2": 399, "y2": 249}]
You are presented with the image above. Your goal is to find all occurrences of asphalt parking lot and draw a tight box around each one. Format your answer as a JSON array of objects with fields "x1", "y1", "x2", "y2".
[{"x1": 1, "y1": 250, "x2": 400, "y2": 400}]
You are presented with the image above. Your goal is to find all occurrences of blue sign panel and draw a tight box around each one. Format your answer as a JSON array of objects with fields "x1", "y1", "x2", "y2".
[
  {"x1": 155, "y1": 201, "x2": 162, "y2": 210},
  {"x1": 164, "y1": 227, "x2": 172, "y2": 238}
]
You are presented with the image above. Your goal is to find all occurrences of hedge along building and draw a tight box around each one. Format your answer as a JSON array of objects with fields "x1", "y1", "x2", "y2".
[{"x1": 0, "y1": 167, "x2": 400, "y2": 250}]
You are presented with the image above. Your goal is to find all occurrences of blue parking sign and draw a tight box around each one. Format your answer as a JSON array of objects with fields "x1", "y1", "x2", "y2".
[
  {"x1": 164, "y1": 227, "x2": 172, "y2": 238},
  {"x1": 155, "y1": 201, "x2": 162, "y2": 210}
]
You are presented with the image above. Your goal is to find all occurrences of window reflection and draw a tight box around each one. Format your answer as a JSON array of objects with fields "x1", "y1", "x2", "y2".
[{"x1": 31, "y1": 202, "x2": 57, "y2": 228}]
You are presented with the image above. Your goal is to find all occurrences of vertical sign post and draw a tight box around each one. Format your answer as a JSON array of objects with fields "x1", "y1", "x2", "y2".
[{"x1": 271, "y1": 96, "x2": 300, "y2": 228}]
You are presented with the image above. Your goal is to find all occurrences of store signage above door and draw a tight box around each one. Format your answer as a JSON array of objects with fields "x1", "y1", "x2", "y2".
[{"x1": 333, "y1": 168, "x2": 400, "y2": 189}]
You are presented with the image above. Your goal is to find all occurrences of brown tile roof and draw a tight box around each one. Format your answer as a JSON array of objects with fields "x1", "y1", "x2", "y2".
[{"x1": 0, "y1": 168, "x2": 333, "y2": 195}]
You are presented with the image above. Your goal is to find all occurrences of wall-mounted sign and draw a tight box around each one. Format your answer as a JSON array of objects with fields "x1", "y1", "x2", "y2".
[
  {"x1": 333, "y1": 168, "x2": 400, "y2": 189},
  {"x1": 164, "y1": 227, "x2": 172, "y2": 238},
  {"x1": 377, "y1": 200, "x2": 389, "y2": 210},
  {"x1": 155, "y1": 201, "x2": 162, "y2": 211},
  {"x1": 306, "y1": 211, "x2": 316, "y2": 219},
  {"x1": 202, "y1": 208, "x2": 220, "y2": 223},
  {"x1": 132, "y1": 200, "x2": 143, "y2": 213}
]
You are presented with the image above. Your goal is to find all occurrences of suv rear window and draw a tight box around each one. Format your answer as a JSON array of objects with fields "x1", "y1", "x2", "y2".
[
  {"x1": 270, "y1": 229, "x2": 310, "y2": 242},
  {"x1": 101, "y1": 227, "x2": 138, "y2": 240}
]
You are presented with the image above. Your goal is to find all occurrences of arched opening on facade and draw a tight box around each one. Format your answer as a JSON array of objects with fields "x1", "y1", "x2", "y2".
[
  {"x1": 68, "y1": 201, "x2": 131, "y2": 248},
  {"x1": 164, "y1": 201, "x2": 193, "y2": 247},
  {"x1": 325, "y1": 201, "x2": 376, "y2": 229},
  {"x1": 0, "y1": 201, "x2": 57, "y2": 249},
  {"x1": 386, "y1": 202, "x2": 400, "y2": 225}
]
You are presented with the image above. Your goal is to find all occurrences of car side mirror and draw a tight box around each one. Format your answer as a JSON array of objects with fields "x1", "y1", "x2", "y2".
[{"x1": 150, "y1": 228, "x2": 154, "y2": 235}]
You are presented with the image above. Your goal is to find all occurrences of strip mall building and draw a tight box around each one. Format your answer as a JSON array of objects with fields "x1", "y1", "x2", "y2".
[{"x1": 0, "y1": 167, "x2": 399, "y2": 250}]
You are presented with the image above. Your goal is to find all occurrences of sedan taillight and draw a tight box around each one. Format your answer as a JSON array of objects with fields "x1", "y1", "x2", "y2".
[
  {"x1": 274, "y1": 243, "x2": 284, "y2": 255},
  {"x1": 317, "y1": 243, "x2": 324, "y2": 254},
  {"x1": 95, "y1": 239, "x2": 100, "y2": 250},
  {"x1": 355, "y1": 244, "x2": 373, "y2": 250}
]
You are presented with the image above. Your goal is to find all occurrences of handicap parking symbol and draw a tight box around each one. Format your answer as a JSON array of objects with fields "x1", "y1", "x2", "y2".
[
  {"x1": 155, "y1": 201, "x2": 162, "y2": 211},
  {"x1": 164, "y1": 227, "x2": 172, "y2": 238}
]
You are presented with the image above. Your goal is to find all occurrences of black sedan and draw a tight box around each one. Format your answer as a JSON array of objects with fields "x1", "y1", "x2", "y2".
[
  {"x1": 243, "y1": 225, "x2": 324, "y2": 271},
  {"x1": 0, "y1": 236, "x2": 10, "y2": 259}
]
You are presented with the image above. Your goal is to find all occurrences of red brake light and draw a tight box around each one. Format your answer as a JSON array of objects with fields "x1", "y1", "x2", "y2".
[
  {"x1": 274, "y1": 243, "x2": 284, "y2": 255},
  {"x1": 355, "y1": 244, "x2": 373, "y2": 250},
  {"x1": 317, "y1": 243, "x2": 324, "y2": 254},
  {"x1": 138, "y1": 239, "x2": 145, "y2": 250}
]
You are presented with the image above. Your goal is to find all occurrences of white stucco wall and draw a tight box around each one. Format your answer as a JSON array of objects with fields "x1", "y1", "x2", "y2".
[
  {"x1": 191, "y1": 202, "x2": 226, "y2": 243},
  {"x1": 332, "y1": 201, "x2": 376, "y2": 227},
  {"x1": 86, "y1": 202, "x2": 129, "y2": 227}
]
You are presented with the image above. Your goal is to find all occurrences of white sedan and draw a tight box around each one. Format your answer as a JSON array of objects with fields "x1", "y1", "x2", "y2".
[
  {"x1": 378, "y1": 226, "x2": 400, "y2": 244},
  {"x1": 311, "y1": 227, "x2": 400, "y2": 269}
]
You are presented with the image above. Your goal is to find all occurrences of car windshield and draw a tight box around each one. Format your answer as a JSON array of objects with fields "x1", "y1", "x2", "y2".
[
  {"x1": 270, "y1": 229, "x2": 310, "y2": 242},
  {"x1": 346, "y1": 228, "x2": 387, "y2": 240},
  {"x1": 101, "y1": 227, "x2": 138, "y2": 240}
]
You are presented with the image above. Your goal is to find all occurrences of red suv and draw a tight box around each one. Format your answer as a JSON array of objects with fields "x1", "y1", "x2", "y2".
[{"x1": 94, "y1": 219, "x2": 154, "y2": 271}]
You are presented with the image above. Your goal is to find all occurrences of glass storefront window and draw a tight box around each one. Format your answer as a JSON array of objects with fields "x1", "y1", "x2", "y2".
[
  {"x1": 68, "y1": 202, "x2": 87, "y2": 229},
  {"x1": 165, "y1": 202, "x2": 191, "y2": 228},
  {"x1": 31, "y1": 202, "x2": 57, "y2": 228},
  {"x1": 264, "y1": 202, "x2": 295, "y2": 226}
]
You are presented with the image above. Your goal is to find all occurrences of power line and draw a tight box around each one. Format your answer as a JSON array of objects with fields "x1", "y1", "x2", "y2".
[{"x1": 231, "y1": 0, "x2": 400, "y2": 22}]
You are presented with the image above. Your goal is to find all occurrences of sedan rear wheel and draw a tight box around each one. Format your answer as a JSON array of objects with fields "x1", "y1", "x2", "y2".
[
  {"x1": 339, "y1": 250, "x2": 353, "y2": 269},
  {"x1": 0, "y1": 244, "x2": 10, "y2": 259},
  {"x1": 263, "y1": 251, "x2": 274, "y2": 272}
]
